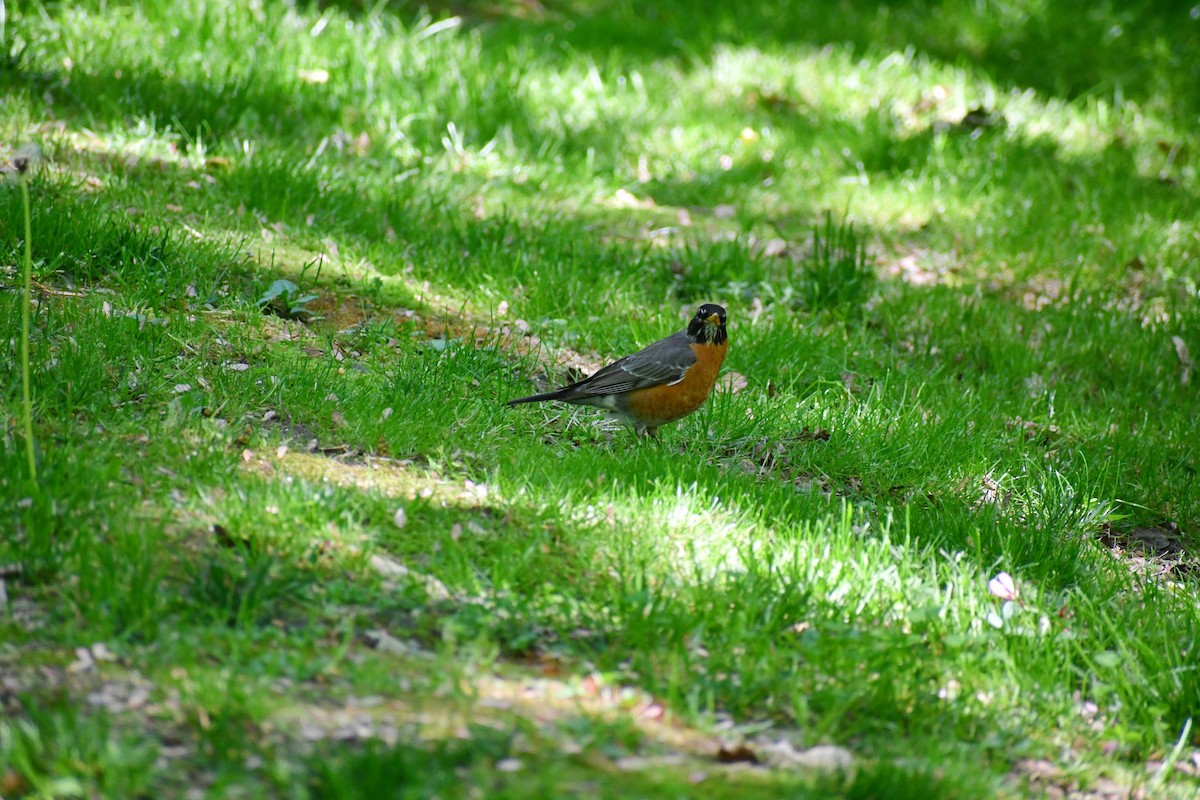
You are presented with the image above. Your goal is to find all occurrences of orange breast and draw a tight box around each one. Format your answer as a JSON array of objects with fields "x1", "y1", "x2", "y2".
[{"x1": 622, "y1": 341, "x2": 728, "y2": 426}]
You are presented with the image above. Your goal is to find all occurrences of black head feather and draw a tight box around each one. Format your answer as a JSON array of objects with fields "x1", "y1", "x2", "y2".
[{"x1": 687, "y1": 303, "x2": 728, "y2": 345}]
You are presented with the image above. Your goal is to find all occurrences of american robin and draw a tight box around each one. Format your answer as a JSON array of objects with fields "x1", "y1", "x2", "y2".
[{"x1": 507, "y1": 304, "x2": 728, "y2": 437}]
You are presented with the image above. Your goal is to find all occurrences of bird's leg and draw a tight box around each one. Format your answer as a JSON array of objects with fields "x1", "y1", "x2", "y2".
[{"x1": 636, "y1": 425, "x2": 659, "y2": 439}]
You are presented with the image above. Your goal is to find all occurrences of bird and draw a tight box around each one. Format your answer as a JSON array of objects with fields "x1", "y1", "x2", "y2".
[{"x1": 507, "y1": 303, "x2": 728, "y2": 437}]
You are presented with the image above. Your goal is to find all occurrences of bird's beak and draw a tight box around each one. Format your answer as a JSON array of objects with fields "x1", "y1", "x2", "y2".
[{"x1": 705, "y1": 313, "x2": 721, "y2": 325}]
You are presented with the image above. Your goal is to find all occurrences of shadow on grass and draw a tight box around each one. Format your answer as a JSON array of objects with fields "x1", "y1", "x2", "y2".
[
  {"x1": 231, "y1": 453, "x2": 1063, "y2": 767},
  {"x1": 4, "y1": 0, "x2": 1196, "y2": 242}
]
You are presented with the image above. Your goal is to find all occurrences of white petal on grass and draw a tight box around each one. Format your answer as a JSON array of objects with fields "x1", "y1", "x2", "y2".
[
  {"x1": 298, "y1": 68, "x2": 330, "y2": 84},
  {"x1": 90, "y1": 643, "x2": 117, "y2": 662},
  {"x1": 988, "y1": 571, "x2": 1018, "y2": 600},
  {"x1": 67, "y1": 647, "x2": 95, "y2": 673}
]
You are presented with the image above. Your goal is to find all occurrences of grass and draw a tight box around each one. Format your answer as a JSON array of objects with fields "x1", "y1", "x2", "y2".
[
  {"x1": 1, "y1": 0, "x2": 1199, "y2": 797},
  {"x1": 14, "y1": 147, "x2": 35, "y2": 482}
]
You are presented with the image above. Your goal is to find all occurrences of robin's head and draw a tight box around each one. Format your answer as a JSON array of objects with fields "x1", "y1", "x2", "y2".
[{"x1": 687, "y1": 303, "x2": 727, "y2": 345}]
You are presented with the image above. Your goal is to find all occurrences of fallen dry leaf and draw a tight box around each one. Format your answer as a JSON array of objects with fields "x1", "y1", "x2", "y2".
[
  {"x1": 719, "y1": 371, "x2": 748, "y2": 394},
  {"x1": 1, "y1": 770, "x2": 29, "y2": 796}
]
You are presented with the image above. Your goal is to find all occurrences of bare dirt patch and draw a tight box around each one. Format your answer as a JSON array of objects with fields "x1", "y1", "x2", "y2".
[{"x1": 1098, "y1": 523, "x2": 1197, "y2": 580}]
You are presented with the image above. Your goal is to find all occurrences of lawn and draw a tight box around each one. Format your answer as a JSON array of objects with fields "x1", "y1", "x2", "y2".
[{"x1": 2, "y1": 0, "x2": 1199, "y2": 797}]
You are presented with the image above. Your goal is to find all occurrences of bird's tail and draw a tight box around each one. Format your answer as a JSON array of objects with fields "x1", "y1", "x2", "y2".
[{"x1": 506, "y1": 388, "x2": 567, "y2": 407}]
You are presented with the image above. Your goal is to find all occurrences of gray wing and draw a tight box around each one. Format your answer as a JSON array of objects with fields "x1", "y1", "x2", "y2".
[{"x1": 560, "y1": 331, "x2": 696, "y2": 399}]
